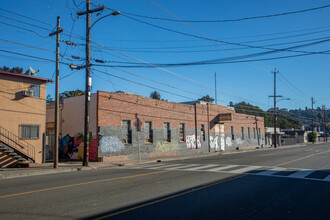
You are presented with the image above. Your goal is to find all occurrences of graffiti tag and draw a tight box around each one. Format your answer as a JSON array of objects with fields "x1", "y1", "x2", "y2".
[{"x1": 186, "y1": 134, "x2": 201, "y2": 149}]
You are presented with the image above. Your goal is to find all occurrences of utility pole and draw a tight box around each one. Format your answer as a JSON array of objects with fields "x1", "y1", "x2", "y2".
[
  {"x1": 269, "y1": 68, "x2": 281, "y2": 148},
  {"x1": 255, "y1": 115, "x2": 260, "y2": 146},
  {"x1": 311, "y1": 97, "x2": 315, "y2": 133},
  {"x1": 215, "y1": 72, "x2": 217, "y2": 104},
  {"x1": 49, "y1": 16, "x2": 63, "y2": 169},
  {"x1": 77, "y1": 1, "x2": 104, "y2": 166},
  {"x1": 322, "y1": 105, "x2": 327, "y2": 142}
]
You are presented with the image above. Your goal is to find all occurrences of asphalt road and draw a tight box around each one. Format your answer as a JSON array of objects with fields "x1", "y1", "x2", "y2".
[{"x1": 0, "y1": 143, "x2": 329, "y2": 219}]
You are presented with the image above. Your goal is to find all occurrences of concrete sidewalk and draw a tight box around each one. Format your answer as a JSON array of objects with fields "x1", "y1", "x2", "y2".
[{"x1": 0, "y1": 143, "x2": 312, "y2": 180}]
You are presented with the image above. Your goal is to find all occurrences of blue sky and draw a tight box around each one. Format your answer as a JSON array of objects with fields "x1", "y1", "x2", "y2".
[{"x1": 1, "y1": 0, "x2": 330, "y2": 111}]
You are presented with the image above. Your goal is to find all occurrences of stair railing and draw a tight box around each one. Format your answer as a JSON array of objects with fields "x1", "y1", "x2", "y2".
[{"x1": 0, "y1": 126, "x2": 35, "y2": 161}]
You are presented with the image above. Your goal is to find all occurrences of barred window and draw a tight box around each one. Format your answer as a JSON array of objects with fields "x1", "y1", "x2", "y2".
[
  {"x1": 30, "y1": 84, "x2": 40, "y2": 98},
  {"x1": 248, "y1": 127, "x2": 251, "y2": 139},
  {"x1": 241, "y1": 127, "x2": 244, "y2": 140},
  {"x1": 231, "y1": 126, "x2": 234, "y2": 140},
  {"x1": 144, "y1": 121, "x2": 153, "y2": 143},
  {"x1": 179, "y1": 123, "x2": 185, "y2": 141},
  {"x1": 163, "y1": 122, "x2": 171, "y2": 142},
  {"x1": 20, "y1": 125, "x2": 39, "y2": 139},
  {"x1": 253, "y1": 128, "x2": 256, "y2": 139},
  {"x1": 122, "y1": 120, "x2": 132, "y2": 144},
  {"x1": 201, "y1": 124, "x2": 205, "y2": 141}
]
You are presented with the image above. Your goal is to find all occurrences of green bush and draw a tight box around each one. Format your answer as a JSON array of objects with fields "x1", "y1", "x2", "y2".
[{"x1": 308, "y1": 132, "x2": 317, "y2": 142}]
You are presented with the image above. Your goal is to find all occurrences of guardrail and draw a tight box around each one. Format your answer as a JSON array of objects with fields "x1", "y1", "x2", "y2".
[{"x1": 0, "y1": 126, "x2": 35, "y2": 162}]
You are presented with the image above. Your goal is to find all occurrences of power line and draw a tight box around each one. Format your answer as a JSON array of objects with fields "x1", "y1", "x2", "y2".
[
  {"x1": 0, "y1": 7, "x2": 55, "y2": 27},
  {"x1": 121, "y1": 14, "x2": 330, "y2": 54},
  {"x1": 0, "y1": 49, "x2": 70, "y2": 65},
  {"x1": 92, "y1": 68, "x2": 198, "y2": 101},
  {"x1": 118, "y1": 4, "x2": 330, "y2": 23}
]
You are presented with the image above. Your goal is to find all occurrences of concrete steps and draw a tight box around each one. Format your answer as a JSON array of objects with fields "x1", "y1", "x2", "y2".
[{"x1": 0, "y1": 143, "x2": 29, "y2": 168}]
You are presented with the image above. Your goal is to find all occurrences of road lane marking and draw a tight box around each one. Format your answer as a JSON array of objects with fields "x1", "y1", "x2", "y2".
[
  {"x1": 184, "y1": 164, "x2": 220, "y2": 171},
  {"x1": 256, "y1": 167, "x2": 287, "y2": 176},
  {"x1": 94, "y1": 175, "x2": 244, "y2": 219},
  {"x1": 323, "y1": 174, "x2": 330, "y2": 181},
  {"x1": 207, "y1": 165, "x2": 240, "y2": 172},
  {"x1": 288, "y1": 170, "x2": 315, "y2": 178},
  {"x1": 0, "y1": 170, "x2": 172, "y2": 199},
  {"x1": 230, "y1": 166, "x2": 262, "y2": 174},
  {"x1": 272, "y1": 149, "x2": 330, "y2": 167},
  {"x1": 259, "y1": 153, "x2": 273, "y2": 157}
]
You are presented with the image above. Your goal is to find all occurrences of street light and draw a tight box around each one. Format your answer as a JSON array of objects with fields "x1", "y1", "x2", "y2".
[
  {"x1": 91, "y1": 10, "x2": 120, "y2": 29},
  {"x1": 272, "y1": 97, "x2": 290, "y2": 148}
]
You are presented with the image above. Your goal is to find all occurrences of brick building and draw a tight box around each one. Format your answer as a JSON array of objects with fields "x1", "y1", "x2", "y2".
[{"x1": 47, "y1": 91, "x2": 265, "y2": 162}]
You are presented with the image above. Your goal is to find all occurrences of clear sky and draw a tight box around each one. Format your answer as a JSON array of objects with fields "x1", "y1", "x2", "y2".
[{"x1": 1, "y1": 0, "x2": 330, "y2": 112}]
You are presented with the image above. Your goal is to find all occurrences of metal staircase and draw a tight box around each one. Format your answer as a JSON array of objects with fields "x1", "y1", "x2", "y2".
[{"x1": 0, "y1": 126, "x2": 35, "y2": 168}]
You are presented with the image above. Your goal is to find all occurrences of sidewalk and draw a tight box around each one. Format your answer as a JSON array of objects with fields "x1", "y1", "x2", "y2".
[{"x1": 0, "y1": 143, "x2": 312, "y2": 180}]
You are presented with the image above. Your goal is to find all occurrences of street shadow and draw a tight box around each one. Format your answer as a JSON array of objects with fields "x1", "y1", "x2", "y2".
[{"x1": 81, "y1": 168, "x2": 330, "y2": 219}]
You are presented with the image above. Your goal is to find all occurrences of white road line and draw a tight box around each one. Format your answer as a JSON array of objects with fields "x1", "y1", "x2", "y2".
[
  {"x1": 288, "y1": 170, "x2": 314, "y2": 178},
  {"x1": 132, "y1": 163, "x2": 182, "y2": 169},
  {"x1": 230, "y1": 166, "x2": 263, "y2": 174},
  {"x1": 148, "y1": 164, "x2": 191, "y2": 169},
  {"x1": 322, "y1": 173, "x2": 330, "y2": 182},
  {"x1": 167, "y1": 164, "x2": 202, "y2": 170},
  {"x1": 184, "y1": 164, "x2": 220, "y2": 171},
  {"x1": 207, "y1": 165, "x2": 241, "y2": 172},
  {"x1": 256, "y1": 167, "x2": 287, "y2": 176}
]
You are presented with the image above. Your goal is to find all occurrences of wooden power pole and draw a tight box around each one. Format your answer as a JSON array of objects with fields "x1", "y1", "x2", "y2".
[{"x1": 49, "y1": 16, "x2": 63, "y2": 168}]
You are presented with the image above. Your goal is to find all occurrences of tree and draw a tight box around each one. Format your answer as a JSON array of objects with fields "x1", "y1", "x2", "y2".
[
  {"x1": 150, "y1": 91, "x2": 161, "y2": 100},
  {"x1": 308, "y1": 132, "x2": 317, "y2": 143},
  {"x1": 59, "y1": 89, "x2": 85, "y2": 101},
  {"x1": 0, "y1": 66, "x2": 29, "y2": 75},
  {"x1": 46, "y1": 94, "x2": 54, "y2": 104},
  {"x1": 229, "y1": 101, "x2": 234, "y2": 107},
  {"x1": 200, "y1": 95, "x2": 214, "y2": 103}
]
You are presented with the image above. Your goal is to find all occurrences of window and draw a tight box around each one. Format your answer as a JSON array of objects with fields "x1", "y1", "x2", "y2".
[
  {"x1": 20, "y1": 125, "x2": 39, "y2": 139},
  {"x1": 241, "y1": 127, "x2": 244, "y2": 140},
  {"x1": 144, "y1": 121, "x2": 153, "y2": 143},
  {"x1": 201, "y1": 124, "x2": 205, "y2": 141},
  {"x1": 163, "y1": 122, "x2": 171, "y2": 142},
  {"x1": 253, "y1": 128, "x2": 256, "y2": 139},
  {"x1": 30, "y1": 84, "x2": 40, "y2": 98},
  {"x1": 258, "y1": 128, "x2": 261, "y2": 138},
  {"x1": 122, "y1": 120, "x2": 131, "y2": 144},
  {"x1": 179, "y1": 123, "x2": 185, "y2": 141},
  {"x1": 248, "y1": 127, "x2": 251, "y2": 139},
  {"x1": 231, "y1": 126, "x2": 234, "y2": 140}
]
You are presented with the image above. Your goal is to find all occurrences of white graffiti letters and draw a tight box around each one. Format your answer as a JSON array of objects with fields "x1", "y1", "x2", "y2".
[
  {"x1": 210, "y1": 136, "x2": 219, "y2": 150},
  {"x1": 185, "y1": 134, "x2": 201, "y2": 149}
]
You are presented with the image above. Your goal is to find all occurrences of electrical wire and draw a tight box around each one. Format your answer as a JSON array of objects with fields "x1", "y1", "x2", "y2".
[{"x1": 118, "y1": 4, "x2": 330, "y2": 23}]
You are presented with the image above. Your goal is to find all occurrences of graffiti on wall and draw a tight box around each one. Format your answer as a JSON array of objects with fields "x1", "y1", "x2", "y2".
[
  {"x1": 226, "y1": 137, "x2": 232, "y2": 147},
  {"x1": 59, "y1": 133, "x2": 98, "y2": 161},
  {"x1": 235, "y1": 138, "x2": 245, "y2": 146},
  {"x1": 99, "y1": 136, "x2": 125, "y2": 155},
  {"x1": 210, "y1": 135, "x2": 219, "y2": 150},
  {"x1": 220, "y1": 134, "x2": 225, "y2": 151},
  {"x1": 185, "y1": 134, "x2": 201, "y2": 149},
  {"x1": 155, "y1": 142, "x2": 180, "y2": 152}
]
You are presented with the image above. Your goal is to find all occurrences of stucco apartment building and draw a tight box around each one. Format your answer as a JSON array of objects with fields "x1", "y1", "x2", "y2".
[
  {"x1": 47, "y1": 91, "x2": 265, "y2": 162},
  {"x1": 0, "y1": 70, "x2": 52, "y2": 167}
]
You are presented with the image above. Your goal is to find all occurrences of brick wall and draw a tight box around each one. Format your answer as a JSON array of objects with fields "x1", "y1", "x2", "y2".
[{"x1": 97, "y1": 91, "x2": 265, "y2": 160}]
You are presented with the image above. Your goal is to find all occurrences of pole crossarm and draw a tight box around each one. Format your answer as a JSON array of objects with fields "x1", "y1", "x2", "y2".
[
  {"x1": 49, "y1": 28, "x2": 63, "y2": 37},
  {"x1": 77, "y1": 6, "x2": 105, "y2": 16}
]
